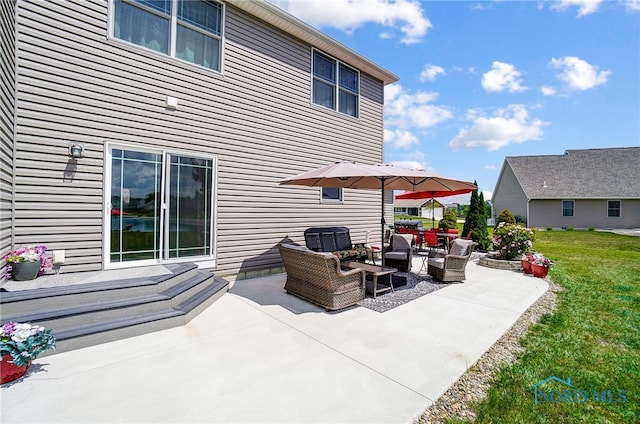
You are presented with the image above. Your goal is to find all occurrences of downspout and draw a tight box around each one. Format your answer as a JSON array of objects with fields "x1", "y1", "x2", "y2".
[{"x1": 10, "y1": 0, "x2": 20, "y2": 251}]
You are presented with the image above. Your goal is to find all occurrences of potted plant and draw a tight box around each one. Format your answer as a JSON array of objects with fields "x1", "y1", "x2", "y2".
[
  {"x1": 4, "y1": 245, "x2": 51, "y2": 281},
  {"x1": 0, "y1": 322, "x2": 56, "y2": 384},
  {"x1": 520, "y1": 252, "x2": 534, "y2": 274},
  {"x1": 531, "y1": 254, "x2": 554, "y2": 278}
]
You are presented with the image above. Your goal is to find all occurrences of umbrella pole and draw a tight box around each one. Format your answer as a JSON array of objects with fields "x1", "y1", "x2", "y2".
[
  {"x1": 381, "y1": 178, "x2": 386, "y2": 267},
  {"x1": 431, "y1": 193, "x2": 435, "y2": 228}
]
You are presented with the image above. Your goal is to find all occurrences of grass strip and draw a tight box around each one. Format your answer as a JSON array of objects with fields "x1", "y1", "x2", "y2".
[{"x1": 470, "y1": 230, "x2": 640, "y2": 423}]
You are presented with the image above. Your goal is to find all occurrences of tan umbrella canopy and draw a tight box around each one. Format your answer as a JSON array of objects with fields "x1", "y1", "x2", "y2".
[{"x1": 280, "y1": 161, "x2": 476, "y2": 265}]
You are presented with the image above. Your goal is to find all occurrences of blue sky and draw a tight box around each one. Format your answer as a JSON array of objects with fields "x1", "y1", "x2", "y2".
[{"x1": 272, "y1": 0, "x2": 640, "y2": 201}]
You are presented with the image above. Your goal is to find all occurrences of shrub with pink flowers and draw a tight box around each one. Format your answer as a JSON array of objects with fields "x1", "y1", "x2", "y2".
[{"x1": 492, "y1": 223, "x2": 537, "y2": 260}]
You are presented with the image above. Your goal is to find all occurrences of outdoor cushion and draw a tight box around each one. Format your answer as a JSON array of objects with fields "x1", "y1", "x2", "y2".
[
  {"x1": 385, "y1": 251, "x2": 408, "y2": 260},
  {"x1": 428, "y1": 257, "x2": 445, "y2": 269},
  {"x1": 449, "y1": 239, "x2": 473, "y2": 256}
]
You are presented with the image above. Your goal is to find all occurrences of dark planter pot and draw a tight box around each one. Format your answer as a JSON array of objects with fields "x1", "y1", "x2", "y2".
[
  {"x1": 11, "y1": 260, "x2": 41, "y2": 281},
  {"x1": 521, "y1": 260, "x2": 533, "y2": 274},
  {"x1": 531, "y1": 264, "x2": 549, "y2": 278},
  {"x1": 1, "y1": 354, "x2": 31, "y2": 384}
]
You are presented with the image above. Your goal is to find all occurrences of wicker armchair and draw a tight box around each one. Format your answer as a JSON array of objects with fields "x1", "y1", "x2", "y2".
[
  {"x1": 277, "y1": 244, "x2": 366, "y2": 311},
  {"x1": 383, "y1": 234, "x2": 414, "y2": 272},
  {"x1": 427, "y1": 239, "x2": 478, "y2": 282}
]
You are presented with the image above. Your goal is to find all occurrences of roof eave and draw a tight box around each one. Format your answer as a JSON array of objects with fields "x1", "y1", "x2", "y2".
[{"x1": 226, "y1": 0, "x2": 400, "y2": 85}]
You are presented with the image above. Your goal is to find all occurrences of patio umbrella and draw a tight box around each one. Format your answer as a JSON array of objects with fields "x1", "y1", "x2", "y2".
[
  {"x1": 395, "y1": 187, "x2": 477, "y2": 228},
  {"x1": 280, "y1": 161, "x2": 476, "y2": 265}
]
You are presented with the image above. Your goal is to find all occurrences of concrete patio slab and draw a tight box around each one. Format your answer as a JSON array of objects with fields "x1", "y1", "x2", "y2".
[{"x1": 1, "y1": 258, "x2": 548, "y2": 423}]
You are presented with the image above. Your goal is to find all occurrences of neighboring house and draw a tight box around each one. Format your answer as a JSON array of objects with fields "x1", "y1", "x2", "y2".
[
  {"x1": 394, "y1": 198, "x2": 444, "y2": 221},
  {"x1": 492, "y1": 148, "x2": 640, "y2": 229},
  {"x1": 0, "y1": 0, "x2": 399, "y2": 284}
]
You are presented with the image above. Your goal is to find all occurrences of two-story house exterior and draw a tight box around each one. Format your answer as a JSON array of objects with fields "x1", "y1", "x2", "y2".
[{"x1": 0, "y1": 0, "x2": 399, "y2": 284}]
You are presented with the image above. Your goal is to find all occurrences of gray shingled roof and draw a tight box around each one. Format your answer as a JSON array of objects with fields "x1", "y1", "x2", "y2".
[{"x1": 507, "y1": 147, "x2": 640, "y2": 199}]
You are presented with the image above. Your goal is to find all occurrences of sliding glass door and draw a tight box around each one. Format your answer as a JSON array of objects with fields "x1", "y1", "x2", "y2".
[{"x1": 108, "y1": 146, "x2": 214, "y2": 265}]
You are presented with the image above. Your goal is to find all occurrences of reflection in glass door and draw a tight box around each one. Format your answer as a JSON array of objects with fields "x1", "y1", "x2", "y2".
[
  {"x1": 109, "y1": 147, "x2": 214, "y2": 264},
  {"x1": 167, "y1": 155, "x2": 213, "y2": 258},
  {"x1": 110, "y1": 149, "x2": 162, "y2": 262}
]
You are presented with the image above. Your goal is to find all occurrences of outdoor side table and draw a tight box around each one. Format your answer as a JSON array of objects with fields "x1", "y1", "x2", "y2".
[
  {"x1": 416, "y1": 251, "x2": 430, "y2": 275},
  {"x1": 341, "y1": 261, "x2": 397, "y2": 298}
]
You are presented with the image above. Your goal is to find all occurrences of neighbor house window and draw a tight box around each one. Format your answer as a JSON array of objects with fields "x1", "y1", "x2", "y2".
[
  {"x1": 113, "y1": 0, "x2": 223, "y2": 71},
  {"x1": 322, "y1": 187, "x2": 343, "y2": 202},
  {"x1": 312, "y1": 50, "x2": 359, "y2": 117},
  {"x1": 607, "y1": 200, "x2": 621, "y2": 217},
  {"x1": 562, "y1": 200, "x2": 574, "y2": 217}
]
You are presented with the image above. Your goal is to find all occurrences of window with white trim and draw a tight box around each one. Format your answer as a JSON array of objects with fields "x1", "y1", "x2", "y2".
[
  {"x1": 562, "y1": 200, "x2": 574, "y2": 217},
  {"x1": 607, "y1": 200, "x2": 621, "y2": 217},
  {"x1": 322, "y1": 187, "x2": 343, "y2": 202},
  {"x1": 113, "y1": 0, "x2": 224, "y2": 71},
  {"x1": 312, "y1": 50, "x2": 359, "y2": 117}
]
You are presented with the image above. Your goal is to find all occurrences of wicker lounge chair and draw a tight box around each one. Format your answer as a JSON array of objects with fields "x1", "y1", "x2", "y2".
[
  {"x1": 277, "y1": 243, "x2": 366, "y2": 311},
  {"x1": 427, "y1": 239, "x2": 478, "y2": 282},
  {"x1": 384, "y1": 234, "x2": 414, "y2": 272}
]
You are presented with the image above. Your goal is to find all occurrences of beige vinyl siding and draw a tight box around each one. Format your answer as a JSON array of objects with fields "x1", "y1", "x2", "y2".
[
  {"x1": 12, "y1": 0, "x2": 389, "y2": 277},
  {"x1": 529, "y1": 199, "x2": 640, "y2": 229},
  {"x1": 492, "y1": 163, "x2": 528, "y2": 222},
  {"x1": 0, "y1": 0, "x2": 16, "y2": 284}
]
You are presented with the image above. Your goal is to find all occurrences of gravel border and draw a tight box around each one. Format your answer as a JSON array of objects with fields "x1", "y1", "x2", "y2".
[
  {"x1": 414, "y1": 278, "x2": 560, "y2": 423},
  {"x1": 357, "y1": 272, "x2": 452, "y2": 313}
]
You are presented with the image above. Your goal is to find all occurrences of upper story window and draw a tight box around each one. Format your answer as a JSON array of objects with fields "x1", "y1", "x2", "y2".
[
  {"x1": 312, "y1": 50, "x2": 359, "y2": 117},
  {"x1": 607, "y1": 200, "x2": 621, "y2": 217},
  {"x1": 113, "y1": 0, "x2": 224, "y2": 71},
  {"x1": 562, "y1": 200, "x2": 574, "y2": 217}
]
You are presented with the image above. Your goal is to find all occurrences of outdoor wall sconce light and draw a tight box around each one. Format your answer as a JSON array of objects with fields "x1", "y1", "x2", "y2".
[{"x1": 68, "y1": 142, "x2": 85, "y2": 158}]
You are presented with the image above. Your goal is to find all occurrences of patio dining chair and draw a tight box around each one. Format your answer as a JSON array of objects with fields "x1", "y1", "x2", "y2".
[{"x1": 422, "y1": 229, "x2": 445, "y2": 255}]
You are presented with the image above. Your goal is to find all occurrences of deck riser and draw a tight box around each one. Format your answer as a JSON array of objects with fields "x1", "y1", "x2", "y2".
[{"x1": 0, "y1": 266, "x2": 228, "y2": 356}]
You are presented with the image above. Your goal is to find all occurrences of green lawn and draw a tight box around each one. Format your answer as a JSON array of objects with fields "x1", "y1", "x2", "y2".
[{"x1": 467, "y1": 230, "x2": 640, "y2": 423}]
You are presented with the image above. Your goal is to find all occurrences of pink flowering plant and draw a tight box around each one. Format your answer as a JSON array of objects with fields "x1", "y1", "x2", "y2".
[
  {"x1": 521, "y1": 252, "x2": 554, "y2": 268},
  {"x1": 521, "y1": 252, "x2": 536, "y2": 263},
  {"x1": 4, "y1": 245, "x2": 51, "y2": 278},
  {"x1": 0, "y1": 322, "x2": 56, "y2": 367},
  {"x1": 532, "y1": 253, "x2": 554, "y2": 268},
  {"x1": 492, "y1": 223, "x2": 537, "y2": 260}
]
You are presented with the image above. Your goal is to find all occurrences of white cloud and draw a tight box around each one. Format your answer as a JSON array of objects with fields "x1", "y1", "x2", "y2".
[
  {"x1": 384, "y1": 83, "x2": 453, "y2": 130},
  {"x1": 419, "y1": 64, "x2": 446, "y2": 82},
  {"x1": 550, "y1": 56, "x2": 611, "y2": 90},
  {"x1": 388, "y1": 160, "x2": 425, "y2": 170},
  {"x1": 273, "y1": 0, "x2": 432, "y2": 44},
  {"x1": 550, "y1": 0, "x2": 602, "y2": 17},
  {"x1": 540, "y1": 86, "x2": 557, "y2": 96},
  {"x1": 481, "y1": 62, "x2": 527, "y2": 93},
  {"x1": 627, "y1": 0, "x2": 640, "y2": 12},
  {"x1": 385, "y1": 128, "x2": 419, "y2": 148},
  {"x1": 484, "y1": 165, "x2": 498, "y2": 170},
  {"x1": 448, "y1": 104, "x2": 548, "y2": 151}
]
